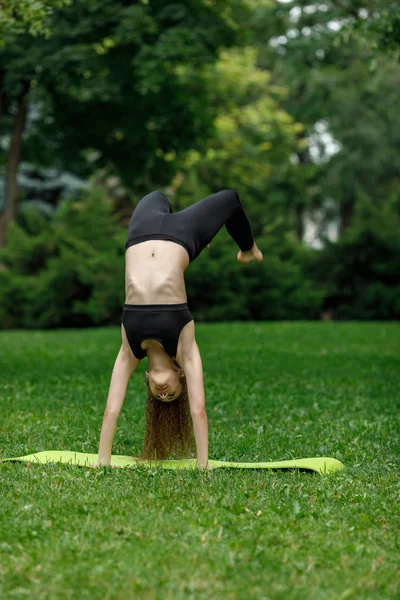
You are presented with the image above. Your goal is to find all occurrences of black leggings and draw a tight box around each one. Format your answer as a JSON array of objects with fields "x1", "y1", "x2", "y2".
[{"x1": 125, "y1": 189, "x2": 254, "y2": 263}]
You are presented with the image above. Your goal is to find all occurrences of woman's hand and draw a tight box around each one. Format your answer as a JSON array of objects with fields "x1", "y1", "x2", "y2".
[{"x1": 198, "y1": 462, "x2": 215, "y2": 471}]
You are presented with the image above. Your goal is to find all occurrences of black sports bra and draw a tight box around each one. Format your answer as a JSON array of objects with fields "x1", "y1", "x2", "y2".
[{"x1": 122, "y1": 303, "x2": 193, "y2": 360}]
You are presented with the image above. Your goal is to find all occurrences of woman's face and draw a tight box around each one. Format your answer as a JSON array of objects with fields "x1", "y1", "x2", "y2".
[{"x1": 147, "y1": 368, "x2": 183, "y2": 401}]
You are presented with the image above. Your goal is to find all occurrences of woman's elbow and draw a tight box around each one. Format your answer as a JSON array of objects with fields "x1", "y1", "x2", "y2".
[
  {"x1": 190, "y1": 406, "x2": 207, "y2": 419},
  {"x1": 104, "y1": 406, "x2": 121, "y2": 419}
]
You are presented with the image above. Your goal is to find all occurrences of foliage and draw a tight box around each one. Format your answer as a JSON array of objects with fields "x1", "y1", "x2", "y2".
[
  {"x1": 340, "y1": 1, "x2": 400, "y2": 59},
  {"x1": 1, "y1": 0, "x2": 252, "y2": 193},
  {"x1": 0, "y1": 0, "x2": 71, "y2": 41},
  {"x1": 0, "y1": 185, "x2": 125, "y2": 328},
  {"x1": 0, "y1": 177, "x2": 328, "y2": 328},
  {"x1": 2, "y1": 180, "x2": 400, "y2": 325},
  {"x1": 1, "y1": 0, "x2": 399, "y2": 323},
  {"x1": 312, "y1": 192, "x2": 400, "y2": 320},
  {"x1": 252, "y1": 0, "x2": 400, "y2": 234},
  {"x1": 185, "y1": 217, "x2": 325, "y2": 321},
  {"x1": 173, "y1": 47, "x2": 307, "y2": 225}
]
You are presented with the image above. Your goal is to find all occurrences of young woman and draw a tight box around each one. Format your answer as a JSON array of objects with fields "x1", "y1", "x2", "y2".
[{"x1": 95, "y1": 189, "x2": 263, "y2": 469}]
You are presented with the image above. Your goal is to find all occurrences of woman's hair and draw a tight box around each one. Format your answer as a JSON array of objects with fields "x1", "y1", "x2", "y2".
[{"x1": 139, "y1": 371, "x2": 196, "y2": 460}]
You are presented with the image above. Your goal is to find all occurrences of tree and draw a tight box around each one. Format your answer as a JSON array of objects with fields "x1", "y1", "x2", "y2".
[
  {"x1": 0, "y1": 0, "x2": 251, "y2": 246},
  {"x1": 340, "y1": 1, "x2": 400, "y2": 60},
  {"x1": 0, "y1": 0, "x2": 71, "y2": 41},
  {"x1": 251, "y1": 0, "x2": 400, "y2": 236},
  {"x1": 168, "y1": 46, "x2": 303, "y2": 236}
]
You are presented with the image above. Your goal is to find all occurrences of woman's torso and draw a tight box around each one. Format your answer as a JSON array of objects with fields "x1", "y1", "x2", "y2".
[{"x1": 124, "y1": 240, "x2": 190, "y2": 305}]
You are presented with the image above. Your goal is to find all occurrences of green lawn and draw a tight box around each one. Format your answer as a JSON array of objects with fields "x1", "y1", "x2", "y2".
[{"x1": 0, "y1": 322, "x2": 399, "y2": 600}]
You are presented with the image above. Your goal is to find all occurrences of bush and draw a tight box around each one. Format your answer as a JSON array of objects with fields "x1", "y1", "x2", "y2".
[
  {"x1": 2, "y1": 183, "x2": 397, "y2": 327},
  {"x1": 312, "y1": 194, "x2": 400, "y2": 319},
  {"x1": 0, "y1": 186, "x2": 126, "y2": 329},
  {"x1": 186, "y1": 216, "x2": 326, "y2": 321}
]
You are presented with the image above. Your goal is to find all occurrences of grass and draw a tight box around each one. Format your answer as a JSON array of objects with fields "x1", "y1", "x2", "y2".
[{"x1": 0, "y1": 321, "x2": 399, "y2": 600}]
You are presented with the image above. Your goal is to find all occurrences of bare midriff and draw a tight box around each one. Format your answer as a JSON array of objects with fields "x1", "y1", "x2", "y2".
[{"x1": 124, "y1": 240, "x2": 190, "y2": 305}]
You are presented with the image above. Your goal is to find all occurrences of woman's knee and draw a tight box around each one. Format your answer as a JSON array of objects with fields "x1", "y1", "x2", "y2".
[
  {"x1": 219, "y1": 189, "x2": 240, "y2": 207},
  {"x1": 135, "y1": 190, "x2": 171, "y2": 214}
]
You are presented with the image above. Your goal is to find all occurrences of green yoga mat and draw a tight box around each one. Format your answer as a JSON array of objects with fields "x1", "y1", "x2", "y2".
[{"x1": 0, "y1": 451, "x2": 344, "y2": 475}]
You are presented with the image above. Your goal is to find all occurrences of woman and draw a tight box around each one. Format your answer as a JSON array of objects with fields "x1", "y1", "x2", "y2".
[{"x1": 95, "y1": 189, "x2": 263, "y2": 469}]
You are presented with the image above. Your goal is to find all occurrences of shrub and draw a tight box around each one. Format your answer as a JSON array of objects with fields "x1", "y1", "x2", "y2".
[
  {"x1": 312, "y1": 194, "x2": 400, "y2": 319},
  {"x1": 185, "y1": 216, "x2": 326, "y2": 321},
  {"x1": 0, "y1": 186, "x2": 125, "y2": 329}
]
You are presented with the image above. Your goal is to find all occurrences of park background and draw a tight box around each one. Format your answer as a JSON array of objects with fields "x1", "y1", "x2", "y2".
[
  {"x1": 0, "y1": 2, "x2": 399, "y2": 600},
  {"x1": 1, "y1": 0, "x2": 399, "y2": 326}
]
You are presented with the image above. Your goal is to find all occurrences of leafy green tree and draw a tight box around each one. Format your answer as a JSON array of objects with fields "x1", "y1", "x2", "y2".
[
  {"x1": 0, "y1": 0, "x2": 70, "y2": 41},
  {"x1": 340, "y1": 1, "x2": 400, "y2": 59},
  {"x1": 0, "y1": 0, "x2": 251, "y2": 246},
  {"x1": 248, "y1": 1, "x2": 400, "y2": 238},
  {"x1": 168, "y1": 46, "x2": 304, "y2": 236}
]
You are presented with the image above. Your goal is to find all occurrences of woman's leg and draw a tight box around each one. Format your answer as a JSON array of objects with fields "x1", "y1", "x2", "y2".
[
  {"x1": 125, "y1": 191, "x2": 172, "y2": 250},
  {"x1": 178, "y1": 189, "x2": 254, "y2": 261}
]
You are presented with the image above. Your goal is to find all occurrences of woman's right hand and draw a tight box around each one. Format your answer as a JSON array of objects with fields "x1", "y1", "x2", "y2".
[
  {"x1": 91, "y1": 461, "x2": 107, "y2": 467},
  {"x1": 198, "y1": 462, "x2": 215, "y2": 471}
]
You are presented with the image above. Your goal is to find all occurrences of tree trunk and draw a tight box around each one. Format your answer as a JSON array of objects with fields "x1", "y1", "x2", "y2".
[
  {"x1": 295, "y1": 202, "x2": 304, "y2": 241},
  {"x1": 0, "y1": 81, "x2": 30, "y2": 248},
  {"x1": 339, "y1": 201, "x2": 354, "y2": 236},
  {"x1": 295, "y1": 140, "x2": 309, "y2": 242},
  {"x1": 0, "y1": 69, "x2": 3, "y2": 137}
]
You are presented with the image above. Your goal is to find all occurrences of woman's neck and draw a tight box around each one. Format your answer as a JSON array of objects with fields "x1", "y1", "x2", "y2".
[{"x1": 147, "y1": 345, "x2": 180, "y2": 372}]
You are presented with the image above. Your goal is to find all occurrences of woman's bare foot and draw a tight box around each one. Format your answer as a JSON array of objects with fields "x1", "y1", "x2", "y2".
[{"x1": 237, "y1": 242, "x2": 263, "y2": 264}]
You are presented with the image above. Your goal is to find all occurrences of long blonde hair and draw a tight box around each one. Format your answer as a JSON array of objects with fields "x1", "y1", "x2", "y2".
[{"x1": 139, "y1": 372, "x2": 196, "y2": 460}]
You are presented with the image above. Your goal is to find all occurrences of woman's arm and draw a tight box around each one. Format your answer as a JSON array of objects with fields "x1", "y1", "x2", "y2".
[
  {"x1": 181, "y1": 337, "x2": 209, "y2": 469},
  {"x1": 96, "y1": 326, "x2": 141, "y2": 466}
]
